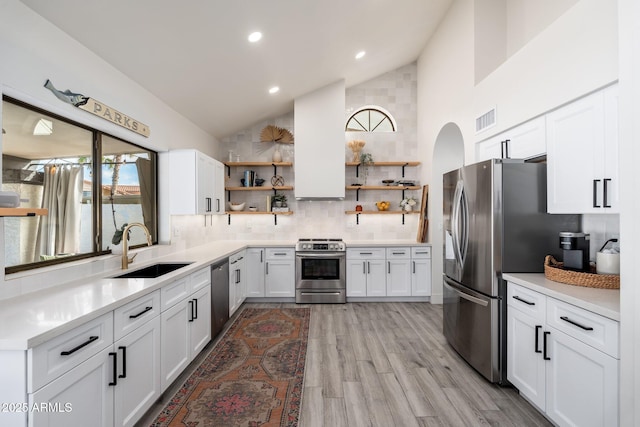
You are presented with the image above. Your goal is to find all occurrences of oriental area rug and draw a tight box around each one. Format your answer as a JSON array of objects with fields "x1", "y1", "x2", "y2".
[{"x1": 151, "y1": 307, "x2": 310, "y2": 427}]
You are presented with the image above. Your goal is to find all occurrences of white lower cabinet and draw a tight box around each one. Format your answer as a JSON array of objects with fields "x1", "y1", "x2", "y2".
[
  {"x1": 346, "y1": 248, "x2": 386, "y2": 297},
  {"x1": 113, "y1": 316, "x2": 161, "y2": 427},
  {"x1": 228, "y1": 250, "x2": 246, "y2": 316},
  {"x1": 265, "y1": 248, "x2": 295, "y2": 297},
  {"x1": 29, "y1": 346, "x2": 114, "y2": 427},
  {"x1": 160, "y1": 284, "x2": 211, "y2": 392},
  {"x1": 507, "y1": 282, "x2": 619, "y2": 427},
  {"x1": 245, "y1": 248, "x2": 265, "y2": 297},
  {"x1": 29, "y1": 291, "x2": 162, "y2": 427},
  {"x1": 411, "y1": 247, "x2": 431, "y2": 296},
  {"x1": 386, "y1": 248, "x2": 411, "y2": 297},
  {"x1": 347, "y1": 246, "x2": 431, "y2": 298}
]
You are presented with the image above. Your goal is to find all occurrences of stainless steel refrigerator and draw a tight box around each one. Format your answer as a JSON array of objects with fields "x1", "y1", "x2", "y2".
[{"x1": 443, "y1": 159, "x2": 579, "y2": 384}]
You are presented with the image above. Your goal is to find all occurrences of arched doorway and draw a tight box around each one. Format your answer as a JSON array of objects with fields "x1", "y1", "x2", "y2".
[{"x1": 429, "y1": 122, "x2": 465, "y2": 304}]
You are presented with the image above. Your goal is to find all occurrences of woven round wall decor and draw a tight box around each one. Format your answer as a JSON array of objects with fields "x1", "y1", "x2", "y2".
[{"x1": 271, "y1": 175, "x2": 285, "y2": 186}]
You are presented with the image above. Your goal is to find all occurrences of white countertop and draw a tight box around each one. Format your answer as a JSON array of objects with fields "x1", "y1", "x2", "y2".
[
  {"x1": 0, "y1": 239, "x2": 431, "y2": 350},
  {"x1": 503, "y1": 273, "x2": 620, "y2": 321}
]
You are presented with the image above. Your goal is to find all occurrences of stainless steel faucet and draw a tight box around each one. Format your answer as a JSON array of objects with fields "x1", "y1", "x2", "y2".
[{"x1": 121, "y1": 222, "x2": 153, "y2": 269}]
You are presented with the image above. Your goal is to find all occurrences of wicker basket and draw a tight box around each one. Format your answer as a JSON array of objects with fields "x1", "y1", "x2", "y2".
[{"x1": 544, "y1": 255, "x2": 620, "y2": 289}]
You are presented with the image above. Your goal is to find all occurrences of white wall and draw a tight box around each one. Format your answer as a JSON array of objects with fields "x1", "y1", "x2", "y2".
[
  {"x1": 618, "y1": 0, "x2": 640, "y2": 423},
  {"x1": 417, "y1": 0, "x2": 476, "y2": 303},
  {"x1": 474, "y1": 0, "x2": 618, "y2": 140},
  {"x1": 0, "y1": 0, "x2": 218, "y2": 299}
]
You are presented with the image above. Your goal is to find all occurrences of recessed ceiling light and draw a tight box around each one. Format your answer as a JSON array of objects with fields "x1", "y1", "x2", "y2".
[
  {"x1": 248, "y1": 31, "x2": 262, "y2": 43},
  {"x1": 269, "y1": 86, "x2": 280, "y2": 94},
  {"x1": 355, "y1": 51, "x2": 366, "y2": 60}
]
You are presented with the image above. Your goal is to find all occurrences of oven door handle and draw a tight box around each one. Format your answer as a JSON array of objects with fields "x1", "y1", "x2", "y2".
[
  {"x1": 299, "y1": 292, "x2": 343, "y2": 296},
  {"x1": 295, "y1": 252, "x2": 346, "y2": 258}
]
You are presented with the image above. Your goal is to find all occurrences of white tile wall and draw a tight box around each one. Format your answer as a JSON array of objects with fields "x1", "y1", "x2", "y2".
[{"x1": 582, "y1": 214, "x2": 620, "y2": 261}]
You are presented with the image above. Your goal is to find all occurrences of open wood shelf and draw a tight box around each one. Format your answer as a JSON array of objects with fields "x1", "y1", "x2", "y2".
[
  {"x1": 345, "y1": 161, "x2": 420, "y2": 167},
  {"x1": 345, "y1": 210, "x2": 419, "y2": 215},
  {"x1": 226, "y1": 211, "x2": 293, "y2": 215},
  {"x1": 224, "y1": 161, "x2": 292, "y2": 167},
  {"x1": 225, "y1": 186, "x2": 293, "y2": 191},
  {"x1": 0, "y1": 208, "x2": 48, "y2": 217},
  {"x1": 346, "y1": 185, "x2": 421, "y2": 190}
]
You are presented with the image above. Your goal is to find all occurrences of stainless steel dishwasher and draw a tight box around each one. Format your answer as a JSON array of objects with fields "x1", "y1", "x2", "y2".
[{"x1": 211, "y1": 259, "x2": 229, "y2": 339}]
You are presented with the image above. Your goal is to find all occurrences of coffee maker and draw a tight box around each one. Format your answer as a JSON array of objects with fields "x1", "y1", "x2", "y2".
[{"x1": 559, "y1": 232, "x2": 590, "y2": 271}]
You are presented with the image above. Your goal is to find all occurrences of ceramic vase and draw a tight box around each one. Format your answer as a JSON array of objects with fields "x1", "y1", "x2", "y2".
[{"x1": 272, "y1": 145, "x2": 283, "y2": 162}]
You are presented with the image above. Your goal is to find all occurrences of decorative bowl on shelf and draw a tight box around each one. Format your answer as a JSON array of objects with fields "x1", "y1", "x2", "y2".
[
  {"x1": 382, "y1": 179, "x2": 395, "y2": 186},
  {"x1": 248, "y1": 206, "x2": 258, "y2": 212},
  {"x1": 376, "y1": 201, "x2": 390, "y2": 211},
  {"x1": 229, "y1": 202, "x2": 246, "y2": 211},
  {"x1": 255, "y1": 178, "x2": 265, "y2": 187}
]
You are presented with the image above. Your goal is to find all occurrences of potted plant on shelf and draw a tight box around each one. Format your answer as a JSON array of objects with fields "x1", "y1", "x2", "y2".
[
  {"x1": 272, "y1": 193, "x2": 287, "y2": 208},
  {"x1": 360, "y1": 152, "x2": 374, "y2": 185},
  {"x1": 400, "y1": 196, "x2": 417, "y2": 212}
]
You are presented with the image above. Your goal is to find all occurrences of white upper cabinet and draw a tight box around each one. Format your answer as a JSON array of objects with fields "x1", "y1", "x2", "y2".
[
  {"x1": 294, "y1": 80, "x2": 346, "y2": 200},
  {"x1": 547, "y1": 84, "x2": 618, "y2": 213},
  {"x1": 169, "y1": 149, "x2": 225, "y2": 215},
  {"x1": 476, "y1": 116, "x2": 546, "y2": 161}
]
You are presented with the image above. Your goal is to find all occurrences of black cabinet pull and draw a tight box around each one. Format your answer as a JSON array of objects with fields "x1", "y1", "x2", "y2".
[
  {"x1": 188, "y1": 300, "x2": 194, "y2": 322},
  {"x1": 260, "y1": 250, "x2": 263, "y2": 263},
  {"x1": 118, "y1": 346, "x2": 127, "y2": 379},
  {"x1": 513, "y1": 295, "x2": 535, "y2": 306},
  {"x1": 129, "y1": 306, "x2": 152, "y2": 319},
  {"x1": 560, "y1": 316, "x2": 594, "y2": 331},
  {"x1": 388, "y1": 261, "x2": 390, "y2": 274},
  {"x1": 535, "y1": 325, "x2": 542, "y2": 353},
  {"x1": 273, "y1": 252, "x2": 287, "y2": 256},
  {"x1": 367, "y1": 261, "x2": 371, "y2": 274},
  {"x1": 362, "y1": 261, "x2": 366, "y2": 274},
  {"x1": 603, "y1": 178, "x2": 612, "y2": 208},
  {"x1": 504, "y1": 139, "x2": 510, "y2": 158},
  {"x1": 60, "y1": 335, "x2": 99, "y2": 356},
  {"x1": 216, "y1": 198, "x2": 221, "y2": 212},
  {"x1": 360, "y1": 252, "x2": 373, "y2": 255},
  {"x1": 109, "y1": 352, "x2": 118, "y2": 386},
  {"x1": 501, "y1": 140, "x2": 505, "y2": 158},
  {"x1": 543, "y1": 331, "x2": 551, "y2": 361},
  {"x1": 593, "y1": 179, "x2": 601, "y2": 208},
  {"x1": 413, "y1": 261, "x2": 416, "y2": 274},
  {"x1": 193, "y1": 298, "x2": 198, "y2": 320},
  {"x1": 266, "y1": 262, "x2": 269, "y2": 275}
]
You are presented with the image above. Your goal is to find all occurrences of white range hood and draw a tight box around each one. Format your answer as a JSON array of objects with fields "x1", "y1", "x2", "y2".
[{"x1": 294, "y1": 80, "x2": 345, "y2": 200}]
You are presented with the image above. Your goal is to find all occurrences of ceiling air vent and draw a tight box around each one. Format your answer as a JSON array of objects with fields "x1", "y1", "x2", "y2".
[{"x1": 475, "y1": 107, "x2": 496, "y2": 133}]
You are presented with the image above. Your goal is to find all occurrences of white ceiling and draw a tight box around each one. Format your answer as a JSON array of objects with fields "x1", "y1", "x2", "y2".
[{"x1": 18, "y1": 0, "x2": 453, "y2": 139}]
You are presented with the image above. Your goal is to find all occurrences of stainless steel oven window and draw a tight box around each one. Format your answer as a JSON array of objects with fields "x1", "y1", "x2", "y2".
[{"x1": 300, "y1": 257, "x2": 341, "y2": 280}]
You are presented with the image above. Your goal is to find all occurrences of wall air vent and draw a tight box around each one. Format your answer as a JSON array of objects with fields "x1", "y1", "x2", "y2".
[{"x1": 475, "y1": 107, "x2": 496, "y2": 133}]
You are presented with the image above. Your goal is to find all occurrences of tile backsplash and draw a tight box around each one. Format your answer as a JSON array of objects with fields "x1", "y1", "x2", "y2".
[{"x1": 582, "y1": 214, "x2": 620, "y2": 261}]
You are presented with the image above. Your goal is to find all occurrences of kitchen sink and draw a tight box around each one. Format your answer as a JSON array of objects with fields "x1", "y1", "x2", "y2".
[{"x1": 113, "y1": 262, "x2": 193, "y2": 279}]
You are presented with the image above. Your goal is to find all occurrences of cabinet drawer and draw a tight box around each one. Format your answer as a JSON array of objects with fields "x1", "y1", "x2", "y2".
[
  {"x1": 507, "y1": 282, "x2": 546, "y2": 321},
  {"x1": 386, "y1": 247, "x2": 410, "y2": 259},
  {"x1": 546, "y1": 297, "x2": 619, "y2": 358},
  {"x1": 114, "y1": 290, "x2": 160, "y2": 341},
  {"x1": 411, "y1": 246, "x2": 431, "y2": 258},
  {"x1": 28, "y1": 312, "x2": 113, "y2": 392},
  {"x1": 161, "y1": 276, "x2": 191, "y2": 311},
  {"x1": 265, "y1": 248, "x2": 294, "y2": 259},
  {"x1": 190, "y1": 267, "x2": 211, "y2": 293},
  {"x1": 347, "y1": 248, "x2": 385, "y2": 260}
]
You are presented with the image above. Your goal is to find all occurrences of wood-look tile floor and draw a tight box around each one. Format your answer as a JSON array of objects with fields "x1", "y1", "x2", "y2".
[{"x1": 137, "y1": 302, "x2": 552, "y2": 426}]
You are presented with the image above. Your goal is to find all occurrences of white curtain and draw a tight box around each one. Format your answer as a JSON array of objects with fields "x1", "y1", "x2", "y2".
[
  {"x1": 34, "y1": 165, "x2": 84, "y2": 261},
  {"x1": 136, "y1": 158, "x2": 154, "y2": 235}
]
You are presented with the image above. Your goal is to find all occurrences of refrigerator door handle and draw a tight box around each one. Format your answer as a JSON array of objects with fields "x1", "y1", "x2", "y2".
[
  {"x1": 459, "y1": 183, "x2": 469, "y2": 265},
  {"x1": 443, "y1": 277, "x2": 489, "y2": 307},
  {"x1": 451, "y1": 180, "x2": 465, "y2": 267}
]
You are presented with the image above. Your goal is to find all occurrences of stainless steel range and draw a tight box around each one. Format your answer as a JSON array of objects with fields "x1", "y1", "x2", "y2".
[{"x1": 295, "y1": 238, "x2": 346, "y2": 304}]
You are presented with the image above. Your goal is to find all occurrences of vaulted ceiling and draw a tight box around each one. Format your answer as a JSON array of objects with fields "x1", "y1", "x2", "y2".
[{"x1": 19, "y1": 0, "x2": 453, "y2": 139}]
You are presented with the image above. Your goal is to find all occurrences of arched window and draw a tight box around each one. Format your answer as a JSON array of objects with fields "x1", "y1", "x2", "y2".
[{"x1": 345, "y1": 105, "x2": 397, "y2": 132}]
